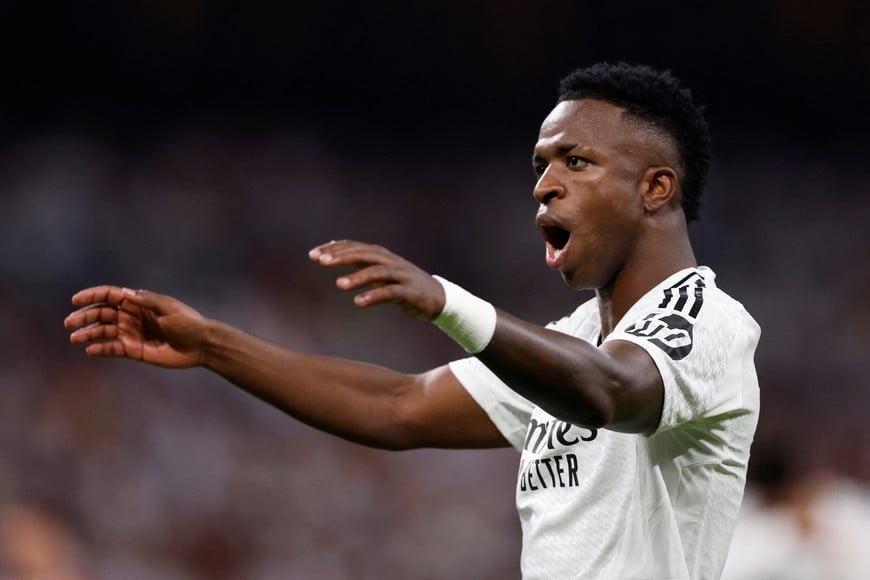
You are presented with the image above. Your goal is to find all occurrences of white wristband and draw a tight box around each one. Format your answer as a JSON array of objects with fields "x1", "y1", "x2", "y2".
[{"x1": 431, "y1": 275, "x2": 497, "y2": 354}]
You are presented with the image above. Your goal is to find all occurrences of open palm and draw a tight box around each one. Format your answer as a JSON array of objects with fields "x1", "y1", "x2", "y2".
[{"x1": 65, "y1": 286, "x2": 206, "y2": 369}]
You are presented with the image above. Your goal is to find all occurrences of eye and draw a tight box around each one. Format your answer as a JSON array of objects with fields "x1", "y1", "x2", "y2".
[
  {"x1": 567, "y1": 156, "x2": 589, "y2": 169},
  {"x1": 533, "y1": 163, "x2": 547, "y2": 177}
]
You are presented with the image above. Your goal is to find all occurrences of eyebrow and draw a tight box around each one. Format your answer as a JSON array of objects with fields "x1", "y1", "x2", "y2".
[{"x1": 532, "y1": 143, "x2": 581, "y2": 164}]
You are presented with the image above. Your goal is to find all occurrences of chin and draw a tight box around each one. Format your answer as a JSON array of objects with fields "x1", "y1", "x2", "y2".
[
  {"x1": 560, "y1": 269, "x2": 588, "y2": 291},
  {"x1": 561, "y1": 265, "x2": 610, "y2": 292}
]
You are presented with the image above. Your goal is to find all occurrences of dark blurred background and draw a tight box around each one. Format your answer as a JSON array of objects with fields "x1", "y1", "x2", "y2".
[{"x1": 0, "y1": 1, "x2": 868, "y2": 578}]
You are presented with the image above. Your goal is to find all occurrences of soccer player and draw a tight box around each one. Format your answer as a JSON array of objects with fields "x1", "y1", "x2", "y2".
[{"x1": 65, "y1": 62, "x2": 760, "y2": 579}]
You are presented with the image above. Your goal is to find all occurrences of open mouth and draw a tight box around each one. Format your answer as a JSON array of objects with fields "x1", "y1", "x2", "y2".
[
  {"x1": 541, "y1": 225, "x2": 571, "y2": 251},
  {"x1": 535, "y1": 212, "x2": 573, "y2": 269},
  {"x1": 538, "y1": 221, "x2": 572, "y2": 269}
]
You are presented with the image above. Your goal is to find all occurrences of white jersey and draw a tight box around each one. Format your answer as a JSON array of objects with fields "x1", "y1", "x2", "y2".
[{"x1": 449, "y1": 267, "x2": 760, "y2": 580}]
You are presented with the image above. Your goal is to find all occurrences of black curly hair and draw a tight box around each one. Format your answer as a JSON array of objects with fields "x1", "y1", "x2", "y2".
[{"x1": 558, "y1": 62, "x2": 711, "y2": 222}]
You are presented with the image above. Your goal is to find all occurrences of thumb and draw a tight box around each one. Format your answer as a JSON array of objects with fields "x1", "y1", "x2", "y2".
[
  {"x1": 121, "y1": 288, "x2": 162, "y2": 310},
  {"x1": 122, "y1": 288, "x2": 193, "y2": 320}
]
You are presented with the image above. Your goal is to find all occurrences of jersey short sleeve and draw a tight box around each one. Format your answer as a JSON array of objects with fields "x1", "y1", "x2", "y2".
[
  {"x1": 604, "y1": 267, "x2": 760, "y2": 432},
  {"x1": 448, "y1": 297, "x2": 601, "y2": 452},
  {"x1": 448, "y1": 357, "x2": 534, "y2": 451}
]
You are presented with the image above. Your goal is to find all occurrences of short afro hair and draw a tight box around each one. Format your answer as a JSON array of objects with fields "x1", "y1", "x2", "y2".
[{"x1": 558, "y1": 62, "x2": 711, "y2": 222}]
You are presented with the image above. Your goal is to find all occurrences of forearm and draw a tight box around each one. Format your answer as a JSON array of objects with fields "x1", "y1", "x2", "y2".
[
  {"x1": 432, "y1": 280, "x2": 660, "y2": 433},
  {"x1": 200, "y1": 319, "x2": 416, "y2": 449},
  {"x1": 477, "y1": 311, "x2": 624, "y2": 428}
]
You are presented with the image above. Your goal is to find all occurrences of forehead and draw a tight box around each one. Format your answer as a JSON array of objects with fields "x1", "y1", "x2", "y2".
[{"x1": 535, "y1": 98, "x2": 638, "y2": 154}]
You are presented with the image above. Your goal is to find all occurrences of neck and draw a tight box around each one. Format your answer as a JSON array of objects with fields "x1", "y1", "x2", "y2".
[{"x1": 596, "y1": 217, "x2": 696, "y2": 338}]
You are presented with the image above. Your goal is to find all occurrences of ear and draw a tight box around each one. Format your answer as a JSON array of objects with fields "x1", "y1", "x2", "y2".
[{"x1": 640, "y1": 166, "x2": 679, "y2": 214}]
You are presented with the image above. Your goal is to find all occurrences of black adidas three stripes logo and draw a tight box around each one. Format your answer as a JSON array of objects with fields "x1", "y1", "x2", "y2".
[{"x1": 624, "y1": 272, "x2": 706, "y2": 361}]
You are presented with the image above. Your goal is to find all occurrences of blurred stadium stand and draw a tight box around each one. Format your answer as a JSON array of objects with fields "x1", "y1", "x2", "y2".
[{"x1": 1, "y1": 1, "x2": 868, "y2": 578}]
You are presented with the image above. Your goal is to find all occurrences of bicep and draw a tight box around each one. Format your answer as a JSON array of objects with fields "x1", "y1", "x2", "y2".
[
  {"x1": 399, "y1": 365, "x2": 511, "y2": 449},
  {"x1": 600, "y1": 339, "x2": 664, "y2": 435}
]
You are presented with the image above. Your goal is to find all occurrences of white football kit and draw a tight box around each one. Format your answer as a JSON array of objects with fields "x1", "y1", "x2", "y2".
[{"x1": 449, "y1": 267, "x2": 760, "y2": 579}]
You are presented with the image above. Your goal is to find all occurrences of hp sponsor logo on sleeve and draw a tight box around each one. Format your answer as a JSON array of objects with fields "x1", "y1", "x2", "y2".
[
  {"x1": 625, "y1": 312, "x2": 694, "y2": 360},
  {"x1": 624, "y1": 272, "x2": 706, "y2": 361}
]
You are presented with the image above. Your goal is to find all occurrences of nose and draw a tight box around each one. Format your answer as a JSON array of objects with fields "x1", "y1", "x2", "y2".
[{"x1": 533, "y1": 167, "x2": 566, "y2": 205}]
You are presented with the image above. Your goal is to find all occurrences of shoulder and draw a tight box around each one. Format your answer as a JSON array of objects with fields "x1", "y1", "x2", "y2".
[
  {"x1": 692, "y1": 268, "x2": 761, "y2": 355},
  {"x1": 614, "y1": 267, "x2": 761, "y2": 431},
  {"x1": 621, "y1": 267, "x2": 759, "y2": 360}
]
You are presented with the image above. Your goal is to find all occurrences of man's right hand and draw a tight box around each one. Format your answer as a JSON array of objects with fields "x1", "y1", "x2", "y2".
[{"x1": 64, "y1": 286, "x2": 207, "y2": 369}]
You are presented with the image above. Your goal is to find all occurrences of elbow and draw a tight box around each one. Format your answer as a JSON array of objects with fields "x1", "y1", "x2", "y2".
[
  {"x1": 341, "y1": 423, "x2": 417, "y2": 452},
  {"x1": 554, "y1": 376, "x2": 621, "y2": 430},
  {"x1": 570, "y1": 355, "x2": 659, "y2": 433},
  {"x1": 367, "y1": 427, "x2": 418, "y2": 452},
  {"x1": 359, "y1": 418, "x2": 420, "y2": 453},
  {"x1": 324, "y1": 381, "x2": 422, "y2": 452},
  {"x1": 544, "y1": 392, "x2": 613, "y2": 431},
  {"x1": 364, "y1": 387, "x2": 422, "y2": 452},
  {"x1": 576, "y1": 395, "x2": 615, "y2": 430},
  {"x1": 579, "y1": 375, "x2": 660, "y2": 435}
]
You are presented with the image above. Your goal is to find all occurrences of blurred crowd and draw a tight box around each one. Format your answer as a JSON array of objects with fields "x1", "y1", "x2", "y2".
[{"x1": 0, "y1": 120, "x2": 868, "y2": 578}]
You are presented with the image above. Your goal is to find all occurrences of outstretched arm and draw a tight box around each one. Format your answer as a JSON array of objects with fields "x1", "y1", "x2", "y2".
[
  {"x1": 67, "y1": 238, "x2": 663, "y2": 444},
  {"x1": 311, "y1": 240, "x2": 664, "y2": 434},
  {"x1": 64, "y1": 286, "x2": 508, "y2": 450}
]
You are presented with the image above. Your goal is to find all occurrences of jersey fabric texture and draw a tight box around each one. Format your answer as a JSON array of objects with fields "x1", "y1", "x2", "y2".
[{"x1": 449, "y1": 267, "x2": 760, "y2": 580}]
